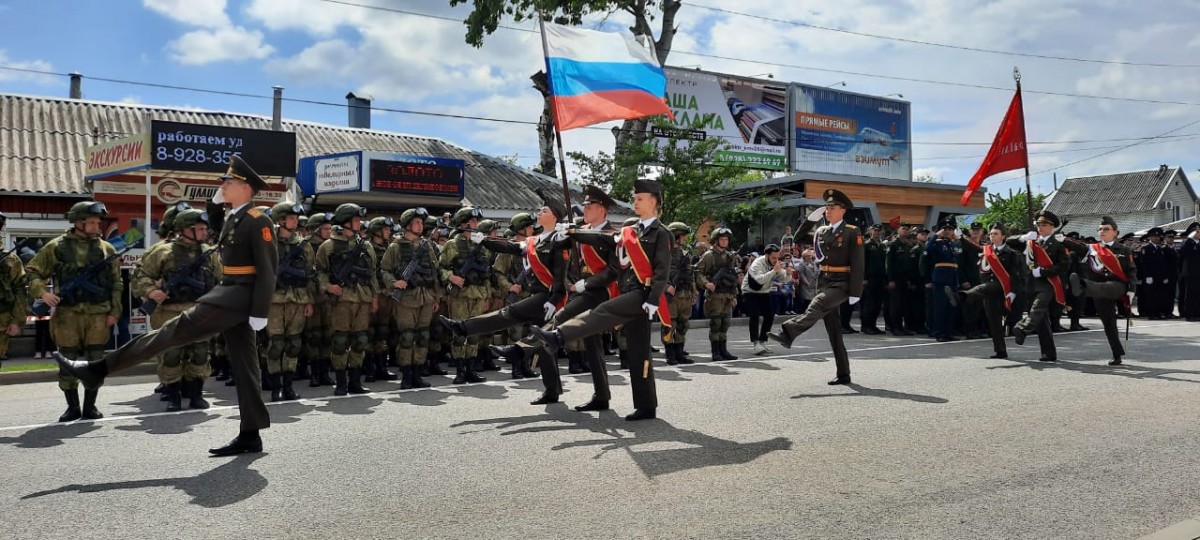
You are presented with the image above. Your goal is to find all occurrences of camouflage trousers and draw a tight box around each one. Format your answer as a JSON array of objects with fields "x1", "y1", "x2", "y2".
[
  {"x1": 661, "y1": 294, "x2": 695, "y2": 345},
  {"x1": 447, "y1": 295, "x2": 487, "y2": 359},
  {"x1": 266, "y1": 302, "x2": 307, "y2": 374},
  {"x1": 0, "y1": 311, "x2": 19, "y2": 358},
  {"x1": 51, "y1": 306, "x2": 111, "y2": 390},
  {"x1": 704, "y1": 292, "x2": 736, "y2": 341},
  {"x1": 151, "y1": 302, "x2": 210, "y2": 384},
  {"x1": 369, "y1": 293, "x2": 393, "y2": 356},
  {"x1": 303, "y1": 301, "x2": 333, "y2": 365},
  {"x1": 393, "y1": 296, "x2": 435, "y2": 368},
  {"x1": 329, "y1": 301, "x2": 372, "y2": 370}
]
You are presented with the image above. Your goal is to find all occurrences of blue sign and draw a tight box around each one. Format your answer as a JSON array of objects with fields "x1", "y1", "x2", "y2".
[
  {"x1": 792, "y1": 85, "x2": 911, "y2": 181},
  {"x1": 297, "y1": 152, "x2": 466, "y2": 199}
]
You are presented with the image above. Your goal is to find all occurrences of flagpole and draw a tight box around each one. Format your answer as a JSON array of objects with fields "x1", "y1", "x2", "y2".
[
  {"x1": 538, "y1": 18, "x2": 574, "y2": 210},
  {"x1": 1016, "y1": 67, "x2": 1034, "y2": 227}
]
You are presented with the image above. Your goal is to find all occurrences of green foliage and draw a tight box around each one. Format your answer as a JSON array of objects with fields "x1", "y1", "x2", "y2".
[
  {"x1": 972, "y1": 190, "x2": 1047, "y2": 232},
  {"x1": 449, "y1": 0, "x2": 665, "y2": 48}
]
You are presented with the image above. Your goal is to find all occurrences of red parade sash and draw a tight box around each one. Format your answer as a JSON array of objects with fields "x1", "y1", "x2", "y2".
[
  {"x1": 983, "y1": 244, "x2": 1013, "y2": 309},
  {"x1": 580, "y1": 243, "x2": 620, "y2": 299},
  {"x1": 1089, "y1": 243, "x2": 1129, "y2": 283},
  {"x1": 526, "y1": 239, "x2": 567, "y2": 308},
  {"x1": 1029, "y1": 240, "x2": 1067, "y2": 306},
  {"x1": 621, "y1": 226, "x2": 671, "y2": 327}
]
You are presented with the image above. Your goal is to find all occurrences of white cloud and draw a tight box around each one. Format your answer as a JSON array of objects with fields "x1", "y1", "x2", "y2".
[
  {"x1": 118, "y1": 95, "x2": 143, "y2": 104},
  {"x1": 0, "y1": 50, "x2": 56, "y2": 85},
  {"x1": 167, "y1": 27, "x2": 275, "y2": 65},
  {"x1": 142, "y1": 0, "x2": 230, "y2": 28}
]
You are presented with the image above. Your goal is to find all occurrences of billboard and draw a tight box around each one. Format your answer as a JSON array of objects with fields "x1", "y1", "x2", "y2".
[
  {"x1": 296, "y1": 152, "x2": 466, "y2": 199},
  {"x1": 792, "y1": 85, "x2": 911, "y2": 181},
  {"x1": 85, "y1": 133, "x2": 151, "y2": 180},
  {"x1": 658, "y1": 68, "x2": 789, "y2": 170},
  {"x1": 150, "y1": 120, "x2": 298, "y2": 178}
]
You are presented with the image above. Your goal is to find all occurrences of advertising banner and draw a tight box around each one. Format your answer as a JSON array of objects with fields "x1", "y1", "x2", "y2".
[
  {"x1": 85, "y1": 133, "x2": 151, "y2": 180},
  {"x1": 366, "y1": 154, "x2": 465, "y2": 199},
  {"x1": 313, "y1": 153, "x2": 363, "y2": 194},
  {"x1": 792, "y1": 85, "x2": 911, "y2": 181},
  {"x1": 150, "y1": 120, "x2": 297, "y2": 178},
  {"x1": 658, "y1": 68, "x2": 788, "y2": 170}
]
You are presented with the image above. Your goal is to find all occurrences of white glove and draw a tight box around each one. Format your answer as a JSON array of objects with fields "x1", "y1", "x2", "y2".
[
  {"x1": 542, "y1": 302, "x2": 557, "y2": 321},
  {"x1": 642, "y1": 302, "x2": 658, "y2": 320},
  {"x1": 470, "y1": 231, "x2": 485, "y2": 244},
  {"x1": 806, "y1": 207, "x2": 827, "y2": 222},
  {"x1": 1019, "y1": 231, "x2": 1038, "y2": 242},
  {"x1": 248, "y1": 317, "x2": 267, "y2": 331},
  {"x1": 1126, "y1": 291, "x2": 1136, "y2": 303},
  {"x1": 554, "y1": 223, "x2": 569, "y2": 233},
  {"x1": 1006, "y1": 292, "x2": 1016, "y2": 303},
  {"x1": 572, "y1": 279, "x2": 586, "y2": 293},
  {"x1": 953, "y1": 229, "x2": 963, "y2": 240},
  {"x1": 848, "y1": 296, "x2": 860, "y2": 305},
  {"x1": 1144, "y1": 277, "x2": 1153, "y2": 284},
  {"x1": 1032, "y1": 268, "x2": 1042, "y2": 278}
]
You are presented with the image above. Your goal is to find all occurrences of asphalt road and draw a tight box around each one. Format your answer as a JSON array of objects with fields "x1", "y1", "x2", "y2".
[{"x1": 2, "y1": 318, "x2": 1199, "y2": 540}]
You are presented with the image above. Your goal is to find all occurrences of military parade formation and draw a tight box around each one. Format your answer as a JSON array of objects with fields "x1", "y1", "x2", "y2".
[{"x1": 0, "y1": 155, "x2": 1184, "y2": 456}]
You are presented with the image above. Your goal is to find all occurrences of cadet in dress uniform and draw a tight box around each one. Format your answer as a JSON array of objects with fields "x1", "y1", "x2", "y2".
[
  {"x1": 696, "y1": 227, "x2": 740, "y2": 360},
  {"x1": 957, "y1": 223, "x2": 986, "y2": 339},
  {"x1": 303, "y1": 212, "x2": 336, "y2": 387},
  {"x1": 264, "y1": 202, "x2": 314, "y2": 401},
  {"x1": 859, "y1": 223, "x2": 887, "y2": 335},
  {"x1": 57, "y1": 155, "x2": 276, "y2": 455},
  {"x1": 956, "y1": 223, "x2": 1021, "y2": 359},
  {"x1": 662, "y1": 222, "x2": 698, "y2": 365},
  {"x1": 529, "y1": 179, "x2": 670, "y2": 421},
  {"x1": 381, "y1": 207, "x2": 438, "y2": 389},
  {"x1": 1008, "y1": 210, "x2": 1072, "y2": 362},
  {"x1": 30, "y1": 201, "x2": 123, "y2": 422},
  {"x1": 768, "y1": 189, "x2": 864, "y2": 385},
  {"x1": 0, "y1": 213, "x2": 27, "y2": 371},
  {"x1": 363, "y1": 216, "x2": 399, "y2": 382},
  {"x1": 885, "y1": 224, "x2": 916, "y2": 336},
  {"x1": 1181, "y1": 222, "x2": 1200, "y2": 321},
  {"x1": 1067, "y1": 216, "x2": 1138, "y2": 365},
  {"x1": 315, "y1": 203, "x2": 379, "y2": 395}
]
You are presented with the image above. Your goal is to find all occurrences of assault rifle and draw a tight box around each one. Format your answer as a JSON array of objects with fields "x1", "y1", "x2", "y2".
[
  {"x1": 328, "y1": 238, "x2": 366, "y2": 301},
  {"x1": 275, "y1": 242, "x2": 310, "y2": 284},
  {"x1": 0, "y1": 238, "x2": 33, "y2": 262},
  {"x1": 712, "y1": 266, "x2": 739, "y2": 290},
  {"x1": 446, "y1": 234, "x2": 490, "y2": 295},
  {"x1": 31, "y1": 244, "x2": 136, "y2": 317},
  {"x1": 391, "y1": 241, "x2": 431, "y2": 301},
  {"x1": 139, "y1": 246, "x2": 214, "y2": 316}
]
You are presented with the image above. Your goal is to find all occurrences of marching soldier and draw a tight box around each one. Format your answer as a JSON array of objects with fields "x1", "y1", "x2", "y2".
[
  {"x1": 1067, "y1": 216, "x2": 1138, "y2": 365},
  {"x1": 662, "y1": 222, "x2": 698, "y2": 365},
  {"x1": 885, "y1": 224, "x2": 916, "y2": 336},
  {"x1": 859, "y1": 223, "x2": 887, "y2": 334},
  {"x1": 696, "y1": 226, "x2": 740, "y2": 361},
  {"x1": 133, "y1": 208, "x2": 218, "y2": 411},
  {"x1": 955, "y1": 223, "x2": 1022, "y2": 359},
  {"x1": 316, "y1": 203, "x2": 379, "y2": 395},
  {"x1": 438, "y1": 206, "x2": 491, "y2": 384},
  {"x1": 381, "y1": 207, "x2": 438, "y2": 389},
  {"x1": 57, "y1": 155, "x2": 277, "y2": 455},
  {"x1": 265, "y1": 202, "x2": 314, "y2": 401},
  {"x1": 363, "y1": 216, "x2": 399, "y2": 382},
  {"x1": 491, "y1": 212, "x2": 539, "y2": 379},
  {"x1": 29, "y1": 201, "x2": 123, "y2": 422},
  {"x1": 1009, "y1": 210, "x2": 1072, "y2": 362},
  {"x1": 768, "y1": 189, "x2": 864, "y2": 385},
  {"x1": 303, "y1": 212, "x2": 335, "y2": 387},
  {"x1": 927, "y1": 216, "x2": 961, "y2": 342},
  {"x1": 0, "y1": 213, "x2": 27, "y2": 371}
]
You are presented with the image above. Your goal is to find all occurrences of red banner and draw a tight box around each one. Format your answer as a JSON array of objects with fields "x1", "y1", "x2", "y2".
[{"x1": 961, "y1": 86, "x2": 1027, "y2": 206}]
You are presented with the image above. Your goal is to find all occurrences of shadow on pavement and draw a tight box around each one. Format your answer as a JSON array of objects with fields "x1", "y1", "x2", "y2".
[
  {"x1": 454, "y1": 383, "x2": 508, "y2": 401},
  {"x1": 677, "y1": 364, "x2": 737, "y2": 376},
  {"x1": 263, "y1": 401, "x2": 317, "y2": 425},
  {"x1": 390, "y1": 389, "x2": 455, "y2": 407},
  {"x1": 451, "y1": 408, "x2": 792, "y2": 478},
  {"x1": 0, "y1": 422, "x2": 104, "y2": 449},
  {"x1": 987, "y1": 357, "x2": 1200, "y2": 384},
  {"x1": 313, "y1": 396, "x2": 383, "y2": 416},
  {"x1": 791, "y1": 383, "x2": 949, "y2": 404},
  {"x1": 21, "y1": 453, "x2": 268, "y2": 508},
  {"x1": 114, "y1": 412, "x2": 221, "y2": 435}
]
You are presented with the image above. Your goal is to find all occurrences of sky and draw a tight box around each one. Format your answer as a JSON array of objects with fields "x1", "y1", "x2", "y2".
[{"x1": 2, "y1": 0, "x2": 1200, "y2": 201}]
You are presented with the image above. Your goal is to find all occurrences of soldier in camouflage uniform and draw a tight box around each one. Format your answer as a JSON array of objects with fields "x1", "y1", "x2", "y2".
[
  {"x1": 316, "y1": 203, "x2": 379, "y2": 395},
  {"x1": 425, "y1": 215, "x2": 452, "y2": 375},
  {"x1": 0, "y1": 213, "x2": 28, "y2": 369},
  {"x1": 381, "y1": 207, "x2": 438, "y2": 389},
  {"x1": 475, "y1": 218, "x2": 503, "y2": 372},
  {"x1": 133, "y1": 209, "x2": 218, "y2": 411},
  {"x1": 662, "y1": 222, "x2": 698, "y2": 365},
  {"x1": 438, "y1": 206, "x2": 490, "y2": 384},
  {"x1": 493, "y1": 212, "x2": 538, "y2": 379},
  {"x1": 265, "y1": 202, "x2": 314, "y2": 401},
  {"x1": 27, "y1": 201, "x2": 123, "y2": 422},
  {"x1": 696, "y1": 227, "x2": 740, "y2": 361},
  {"x1": 363, "y1": 216, "x2": 399, "y2": 382},
  {"x1": 303, "y1": 212, "x2": 336, "y2": 387}
]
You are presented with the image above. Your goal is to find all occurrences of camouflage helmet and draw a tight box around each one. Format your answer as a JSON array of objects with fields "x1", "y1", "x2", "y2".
[
  {"x1": 270, "y1": 202, "x2": 305, "y2": 222},
  {"x1": 399, "y1": 207, "x2": 430, "y2": 227},
  {"x1": 667, "y1": 222, "x2": 692, "y2": 236},
  {"x1": 423, "y1": 215, "x2": 439, "y2": 231},
  {"x1": 67, "y1": 201, "x2": 108, "y2": 222},
  {"x1": 158, "y1": 202, "x2": 192, "y2": 235},
  {"x1": 367, "y1": 216, "x2": 395, "y2": 234},
  {"x1": 332, "y1": 203, "x2": 367, "y2": 225},
  {"x1": 306, "y1": 212, "x2": 333, "y2": 229},
  {"x1": 173, "y1": 208, "x2": 209, "y2": 230},
  {"x1": 508, "y1": 212, "x2": 535, "y2": 232},
  {"x1": 453, "y1": 206, "x2": 483, "y2": 226},
  {"x1": 477, "y1": 219, "x2": 498, "y2": 235},
  {"x1": 711, "y1": 227, "x2": 733, "y2": 240},
  {"x1": 254, "y1": 206, "x2": 272, "y2": 217}
]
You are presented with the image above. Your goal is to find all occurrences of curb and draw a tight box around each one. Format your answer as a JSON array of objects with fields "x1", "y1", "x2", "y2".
[{"x1": 0, "y1": 361, "x2": 159, "y2": 386}]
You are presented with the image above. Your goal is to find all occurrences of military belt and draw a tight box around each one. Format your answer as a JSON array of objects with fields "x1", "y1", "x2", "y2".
[
  {"x1": 223, "y1": 265, "x2": 257, "y2": 275},
  {"x1": 935, "y1": 262, "x2": 957, "y2": 268},
  {"x1": 819, "y1": 265, "x2": 851, "y2": 273}
]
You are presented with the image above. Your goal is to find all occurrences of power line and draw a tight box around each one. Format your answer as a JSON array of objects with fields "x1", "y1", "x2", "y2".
[{"x1": 687, "y1": 3, "x2": 1200, "y2": 69}]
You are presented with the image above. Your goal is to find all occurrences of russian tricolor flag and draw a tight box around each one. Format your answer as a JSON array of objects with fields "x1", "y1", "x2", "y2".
[{"x1": 542, "y1": 22, "x2": 673, "y2": 131}]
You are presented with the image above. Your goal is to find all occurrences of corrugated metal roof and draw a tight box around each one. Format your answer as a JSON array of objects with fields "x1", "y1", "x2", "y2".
[
  {"x1": 0, "y1": 93, "x2": 604, "y2": 212},
  {"x1": 1045, "y1": 167, "x2": 1180, "y2": 215}
]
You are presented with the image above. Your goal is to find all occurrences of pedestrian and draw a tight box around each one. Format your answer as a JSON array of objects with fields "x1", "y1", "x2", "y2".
[{"x1": 743, "y1": 244, "x2": 788, "y2": 355}]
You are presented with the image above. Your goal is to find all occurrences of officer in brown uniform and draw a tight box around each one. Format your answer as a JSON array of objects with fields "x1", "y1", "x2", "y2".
[
  {"x1": 768, "y1": 189, "x2": 864, "y2": 385},
  {"x1": 1068, "y1": 216, "x2": 1138, "y2": 365},
  {"x1": 57, "y1": 155, "x2": 277, "y2": 455}
]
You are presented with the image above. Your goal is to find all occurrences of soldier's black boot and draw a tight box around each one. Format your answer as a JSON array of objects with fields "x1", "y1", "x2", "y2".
[
  {"x1": 260, "y1": 367, "x2": 272, "y2": 391},
  {"x1": 188, "y1": 379, "x2": 210, "y2": 409},
  {"x1": 511, "y1": 360, "x2": 526, "y2": 380},
  {"x1": 464, "y1": 357, "x2": 487, "y2": 383},
  {"x1": 281, "y1": 373, "x2": 299, "y2": 401},
  {"x1": 270, "y1": 374, "x2": 284, "y2": 402},
  {"x1": 309, "y1": 358, "x2": 324, "y2": 387},
  {"x1": 363, "y1": 353, "x2": 378, "y2": 382},
  {"x1": 677, "y1": 344, "x2": 695, "y2": 364},
  {"x1": 479, "y1": 349, "x2": 499, "y2": 372},
  {"x1": 400, "y1": 366, "x2": 415, "y2": 389},
  {"x1": 347, "y1": 368, "x2": 371, "y2": 394},
  {"x1": 334, "y1": 370, "x2": 349, "y2": 396},
  {"x1": 710, "y1": 341, "x2": 723, "y2": 362},
  {"x1": 318, "y1": 358, "x2": 335, "y2": 386},
  {"x1": 166, "y1": 382, "x2": 183, "y2": 411},
  {"x1": 665, "y1": 343, "x2": 678, "y2": 366},
  {"x1": 374, "y1": 354, "x2": 398, "y2": 381},
  {"x1": 52, "y1": 352, "x2": 108, "y2": 388},
  {"x1": 719, "y1": 340, "x2": 738, "y2": 361},
  {"x1": 295, "y1": 358, "x2": 311, "y2": 380},
  {"x1": 452, "y1": 359, "x2": 468, "y2": 385},
  {"x1": 427, "y1": 355, "x2": 449, "y2": 376},
  {"x1": 213, "y1": 355, "x2": 231, "y2": 381},
  {"x1": 520, "y1": 356, "x2": 537, "y2": 379},
  {"x1": 59, "y1": 389, "x2": 82, "y2": 422},
  {"x1": 567, "y1": 350, "x2": 586, "y2": 374},
  {"x1": 618, "y1": 349, "x2": 629, "y2": 370},
  {"x1": 602, "y1": 333, "x2": 618, "y2": 356},
  {"x1": 225, "y1": 362, "x2": 237, "y2": 386},
  {"x1": 81, "y1": 388, "x2": 103, "y2": 420},
  {"x1": 410, "y1": 365, "x2": 431, "y2": 388}
]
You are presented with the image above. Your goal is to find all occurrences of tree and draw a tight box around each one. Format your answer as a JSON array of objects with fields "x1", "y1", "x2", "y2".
[
  {"x1": 972, "y1": 190, "x2": 1047, "y2": 232},
  {"x1": 451, "y1": 0, "x2": 683, "y2": 178},
  {"x1": 913, "y1": 172, "x2": 942, "y2": 183}
]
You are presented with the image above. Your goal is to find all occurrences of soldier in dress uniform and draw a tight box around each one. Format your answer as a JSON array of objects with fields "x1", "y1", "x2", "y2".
[
  {"x1": 885, "y1": 224, "x2": 916, "y2": 336},
  {"x1": 662, "y1": 222, "x2": 698, "y2": 365},
  {"x1": 1181, "y1": 222, "x2": 1200, "y2": 321},
  {"x1": 768, "y1": 189, "x2": 864, "y2": 385},
  {"x1": 912, "y1": 227, "x2": 930, "y2": 334},
  {"x1": 1161, "y1": 229, "x2": 1179, "y2": 318},
  {"x1": 1067, "y1": 216, "x2": 1138, "y2": 365},
  {"x1": 955, "y1": 223, "x2": 1021, "y2": 359},
  {"x1": 957, "y1": 223, "x2": 986, "y2": 339},
  {"x1": 57, "y1": 155, "x2": 276, "y2": 455},
  {"x1": 264, "y1": 202, "x2": 314, "y2": 401},
  {"x1": 1138, "y1": 228, "x2": 1164, "y2": 319},
  {"x1": 1008, "y1": 210, "x2": 1072, "y2": 362},
  {"x1": 696, "y1": 227, "x2": 740, "y2": 361},
  {"x1": 438, "y1": 206, "x2": 491, "y2": 384},
  {"x1": 529, "y1": 179, "x2": 671, "y2": 421},
  {"x1": 363, "y1": 216, "x2": 399, "y2": 383},
  {"x1": 29, "y1": 201, "x2": 123, "y2": 422},
  {"x1": 381, "y1": 207, "x2": 439, "y2": 389},
  {"x1": 859, "y1": 223, "x2": 887, "y2": 334},
  {"x1": 0, "y1": 213, "x2": 28, "y2": 371},
  {"x1": 133, "y1": 208, "x2": 218, "y2": 411},
  {"x1": 315, "y1": 203, "x2": 379, "y2": 395},
  {"x1": 928, "y1": 216, "x2": 961, "y2": 342},
  {"x1": 303, "y1": 212, "x2": 336, "y2": 387}
]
